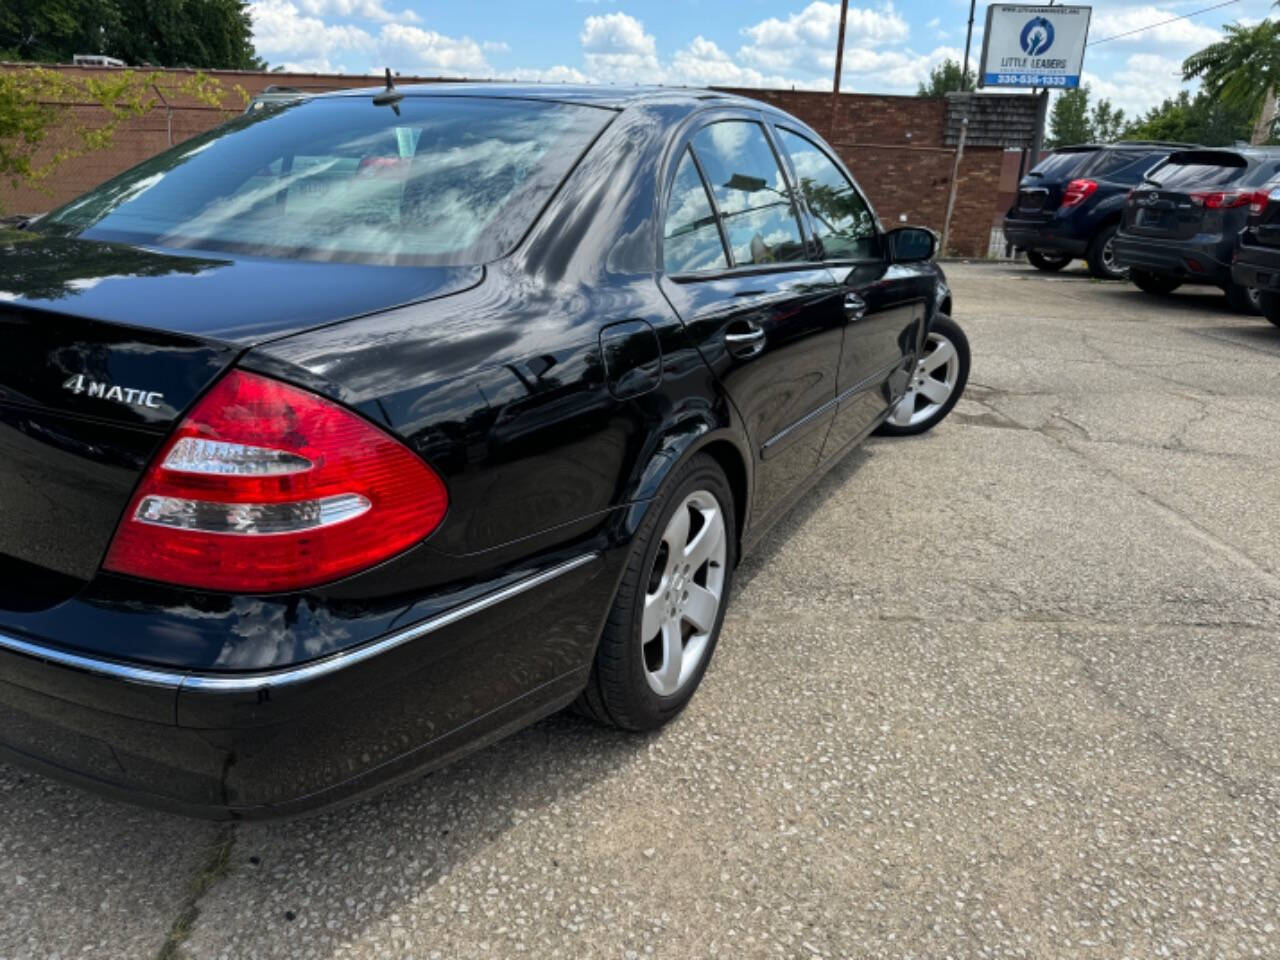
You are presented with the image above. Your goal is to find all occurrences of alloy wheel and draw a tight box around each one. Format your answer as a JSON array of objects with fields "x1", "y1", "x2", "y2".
[
  {"x1": 1101, "y1": 235, "x2": 1125, "y2": 277},
  {"x1": 642, "y1": 490, "x2": 727, "y2": 696},
  {"x1": 888, "y1": 331, "x2": 962, "y2": 428}
]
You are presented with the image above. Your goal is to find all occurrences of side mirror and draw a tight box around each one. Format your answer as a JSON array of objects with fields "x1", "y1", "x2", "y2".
[{"x1": 886, "y1": 226, "x2": 937, "y2": 263}]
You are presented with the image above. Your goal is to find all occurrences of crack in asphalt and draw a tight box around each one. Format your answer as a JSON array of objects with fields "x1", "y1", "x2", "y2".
[{"x1": 157, "y1": 825, "x2": 237, "y2": 960}]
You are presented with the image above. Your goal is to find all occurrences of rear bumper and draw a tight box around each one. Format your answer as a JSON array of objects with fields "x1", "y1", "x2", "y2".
[
  {"x1": 1231, "y1": 240, "x2": 1280, "y2": 292},
  {"x1": 1002, "y1": 218, "x2": 1088, "y2": 257},
  {"x1": 1112, "y1": 233, "x2": 1234, "y2": 286},
  {"x1": 0, "y1": 551, "x2": 611, "y2": 819}
]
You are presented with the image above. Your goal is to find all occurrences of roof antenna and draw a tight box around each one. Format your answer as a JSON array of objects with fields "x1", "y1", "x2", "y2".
[{"x1": 373, "y1": 67, "x2": 403, "y2": 115}]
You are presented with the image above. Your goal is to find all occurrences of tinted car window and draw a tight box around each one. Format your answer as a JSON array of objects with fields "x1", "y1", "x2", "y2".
[
  {"x1": 663, "y1": 148, "x2": 729, "y2": 274},
  {"x1": 1147, "y1": 157, "x2": 1247, "y2": 189},
  {"x1": 1082, "y1": 150, "x2": 1163, "y2": 180},
  {"x1": 44, "y1": 97, "x2": 611, "y2": 266},
  {"x1": 691, "y1": 121, "x2": 806, "y2": 266},
  {"x1": 776, "y1": 128, "x2": 880, "y2": 261},
  {"x1": 1028, "y1": 150, "x2": 1095, "y2": 180}
]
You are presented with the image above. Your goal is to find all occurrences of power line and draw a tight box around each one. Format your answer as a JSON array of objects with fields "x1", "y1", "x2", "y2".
[{"x1": 1087, "y1": 0, "x2": 1240, "y2": 46}]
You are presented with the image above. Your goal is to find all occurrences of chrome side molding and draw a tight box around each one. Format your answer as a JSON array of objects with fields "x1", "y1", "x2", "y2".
[{"x1": 0, "y1": 553, "x2": 599, "y2": 694}]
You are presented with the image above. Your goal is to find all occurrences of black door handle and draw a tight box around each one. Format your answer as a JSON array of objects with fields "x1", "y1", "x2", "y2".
[
  {"x1": 724, "y1": 321, "x2": 766, "y2": 358},
  {"x1": 844, "y1": 292, "x2": 867, "y2": 321}
]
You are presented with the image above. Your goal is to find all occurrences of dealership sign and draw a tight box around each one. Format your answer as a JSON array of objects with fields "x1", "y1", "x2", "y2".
[{"x1": 978, "y1": 4, "x2": 1092, "y2": 88}]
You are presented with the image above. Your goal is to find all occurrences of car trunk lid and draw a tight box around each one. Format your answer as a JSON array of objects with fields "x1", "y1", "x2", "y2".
[
  {"x1": 1124, "y1": 150, "x2": 1252, "y2": 241},
  {"x1": 1012, "y1": 147, "x2": 1097, "y2": 221},
  {"x1": 0, "y1": 229, "x2": 480, "y2": 602}
]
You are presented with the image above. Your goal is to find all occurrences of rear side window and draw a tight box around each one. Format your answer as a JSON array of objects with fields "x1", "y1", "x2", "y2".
[
  {"x1": 776, "y1": 128, "x2": 880, "y2": 261},
  {"x1": 691, "y1": 121, "x2": 806, "y2": 266},
  {"x1": 1082, "y1": 150, "x2": 1164, "y2": 181},
  {"x1": 1028, "y1": 150, "x2": 1095, "y2": 180},
  {"x1": 44, "y1": 97, "x2": 611, "y2": 266},
  {"x1": 663, "y1": 149, "x2": 729, "y2": 274}
]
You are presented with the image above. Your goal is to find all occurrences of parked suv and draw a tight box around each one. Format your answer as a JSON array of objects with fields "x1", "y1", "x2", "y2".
[
  {"x1": 1231, "y1": 184, "x2": 1280, "y2": 327},
  {"x1": 1114, "y1": 147, "x2": 1280, "y2": 313},
  {"x1": 1004, "y1": 141, "x2": 1193, "y2": 280}
]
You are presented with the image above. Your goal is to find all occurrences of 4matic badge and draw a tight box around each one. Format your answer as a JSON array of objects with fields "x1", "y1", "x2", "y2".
[{"x1": 62, "y1": 374, "x2": 164, "y2": 410}]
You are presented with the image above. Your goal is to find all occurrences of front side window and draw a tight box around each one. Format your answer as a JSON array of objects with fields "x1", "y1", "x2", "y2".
[
  {"x1": 43, "y1": 97, "x2": 611, "y2": 266},
  {"x1": 663, "y1": 148, "x2": 729, "y2": 274},
  {"x1": 690, "y1": 121, "x2": 806, "y2": 266},
  {"x1": 776, "y1": 128, "x2": 879, "y2": 261}
]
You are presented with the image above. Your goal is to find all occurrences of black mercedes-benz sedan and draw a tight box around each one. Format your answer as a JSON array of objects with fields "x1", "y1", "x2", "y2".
[{"x1": 0, "y1": 84, "x2": 968, "y2": 818}]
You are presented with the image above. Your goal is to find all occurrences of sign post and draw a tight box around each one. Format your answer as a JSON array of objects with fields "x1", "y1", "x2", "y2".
[{"x1": 977, "y1": 4, "x2": 1092, "y2": 89}]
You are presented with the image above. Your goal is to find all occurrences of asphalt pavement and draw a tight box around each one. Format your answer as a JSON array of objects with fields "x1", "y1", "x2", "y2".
[{"x1": 3, "y1": 260, "x2": 1279, "y2": 959}]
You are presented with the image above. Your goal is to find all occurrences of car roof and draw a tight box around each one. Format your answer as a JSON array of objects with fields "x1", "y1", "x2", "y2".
[
  {"x1": 312, "y1": 81, "x2": 768, "y2": 111},
  {"x1": 1055, "y1": 141, "x2": 1199, "y2": 153}
]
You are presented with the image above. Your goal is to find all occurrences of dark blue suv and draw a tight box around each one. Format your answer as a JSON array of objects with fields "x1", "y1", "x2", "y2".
[{"x1": 1004, "y1": 142, "x2": 1194, "y2": 280}]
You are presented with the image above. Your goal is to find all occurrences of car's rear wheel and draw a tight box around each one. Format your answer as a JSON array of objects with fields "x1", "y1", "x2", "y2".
[
  {"x1": 1130, "y1": 269, "x2": 1182, "y2": 296},
  {"x1": 1224, "y1": 281, "x2": 1263, "y2": 315},
  {"x1": 1259, "y1": 291, "x2": 1280, "y2": 328},
  {"x1": 875, "y1": 314, "x2": 970, "y2": 437},
  {"x1": 1026, "y1": 249, "x2": 1072, "y2": 272},
  {"x1": 577, "y1": 453, "x2": 735, "y2": 731},
  {"x1": 1086, "y1": 224, "x2": 1126, "y2": 280}
]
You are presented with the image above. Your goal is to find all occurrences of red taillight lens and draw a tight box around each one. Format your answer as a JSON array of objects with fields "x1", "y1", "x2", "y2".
[
  {"x1": 104, "y1": 370, "x2": 447, "y2": 592},
  {"x1": 1061, "y1": 179, "x2": 1098, "y2": 208},
  {"x1": 1190, "y1": 189, "x2": 1259, "y2": 210}
]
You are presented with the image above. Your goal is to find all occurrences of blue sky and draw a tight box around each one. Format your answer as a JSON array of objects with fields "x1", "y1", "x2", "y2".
[{"x1": 248, "y1": 0, "x2": 1279, "y2": 119}]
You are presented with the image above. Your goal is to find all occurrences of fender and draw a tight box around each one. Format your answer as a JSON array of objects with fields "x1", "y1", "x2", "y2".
[{"x1": 611, "y1": 409, "x2": 753, "y2": 559}]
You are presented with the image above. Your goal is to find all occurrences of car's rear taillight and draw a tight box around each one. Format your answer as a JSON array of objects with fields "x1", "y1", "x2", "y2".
[
  {"x1": 1061, "y1": 179, "x2": 1098, "y2": 208},
  {"x1": 104, "y1": 369, "x2": 447, "y2": 592},
  {"x1": 1189, "y1": 189, "x2": 1265, "y2": 210}
]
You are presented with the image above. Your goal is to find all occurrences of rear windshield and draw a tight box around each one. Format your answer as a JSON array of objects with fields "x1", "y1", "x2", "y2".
[
  {"x1": 1027, "y1": 150, "x2": 1095, "y2": 180},
  {"x1": 43, "y1": 96, "x2": 612, "y2": 266},
  {"x1": 1145, "y1": 153, "x2": 1248, "y2": 189}
]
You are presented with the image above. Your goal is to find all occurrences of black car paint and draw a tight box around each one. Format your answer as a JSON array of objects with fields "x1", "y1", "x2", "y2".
[
  {"x1": 1003, "y1": 143, "x2": 1185, "y2": 259},
  {"x1": 1232, "y1": 190, "x2": 1280, "y2": 295},
  {"x1": 0, "y1": 86, "x2": 946, "y2": 817},
  {"x1": 1114, "y1": 148, "x2": 1280, "y2": 289}
]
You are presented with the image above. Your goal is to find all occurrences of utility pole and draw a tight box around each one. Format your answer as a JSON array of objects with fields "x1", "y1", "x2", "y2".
[
  {"x1": 961, "y1": 0, "x2": 976, "y2": 91},
  {"x1": 829, "y1": 0, "x2": 849, "y2": 140}
]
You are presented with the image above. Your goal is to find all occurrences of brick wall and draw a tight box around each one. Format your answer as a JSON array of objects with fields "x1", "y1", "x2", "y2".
[{"x1": 1, "y1": 64, "x2": 1013, "y2": 256}]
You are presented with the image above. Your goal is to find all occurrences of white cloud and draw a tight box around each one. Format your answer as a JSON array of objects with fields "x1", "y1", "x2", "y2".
[
  {"x1": 295, "y1": 0, "x2": 419, "y2": 25},
  {"x1": 666, "y1": 36, "x2": 798, "y2": 88},
  {"x1": 377, "y1": 23, "x2": 491, "y2": 74},
  {"x1": 250, "y1": 1, "x2": 492, "y2": 75},
  {"x1": 739, "y1": 2, "x2": 910, "y2": 74},
  {"x1": 1089, "y1": 6, "x2": 1222, "y2": 49},
  {"x1": 249, "y1": 0, "x2": 374, "y2": 69},
  {"x1": 1081, "y1": 52, "x2": 1189, "y2": 117},
  {"x1": 507, "y1": 64, "x2": 592, "y2": 83},
  {"x1": 578, "y1": 11, "x2": 662, "y2": 82}
]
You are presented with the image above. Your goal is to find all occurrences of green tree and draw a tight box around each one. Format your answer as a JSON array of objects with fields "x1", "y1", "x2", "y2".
[
  {"x1": 1123, "y1": 90, "x2": 1253, "y2": 146},
  {"x1": 1183, "y1": 20, "x2": 1280, "y2": 144},
  {"x1": 917, "y1": 59, "x2": 976, "y2": 97},
  {"x1": 0, "y1": 0, "x2": 262, "y2": 69},
  {"x1": 1045, "y1": 85, "x2": 1126, "y2": 147},
  {"x1": 1090, "y1": 97, "x2": 1126, "y2": 143},
  {"x1": 0, "y1": 66, "x2": 241, "y2": 212},
  {"x1": 1046, "y1": 87, "x2": 1091, "y2": 147}
]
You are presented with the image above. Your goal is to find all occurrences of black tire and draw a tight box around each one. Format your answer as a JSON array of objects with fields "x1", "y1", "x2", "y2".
[
  {"x1": 1026, "y1": 249, "x2": 1072, "y2": 272},
  {"x1": 576, "y1": 453, "x2": 736, "y2": 731},
  {"x1": 1086, "y1": 223, "x2": 1126, "y2": 280},
  {"x1": 1259, "y1": 291, "x2": 1280, "y2": 328},
  {"x1": 1224, "y1": 281, "x2": 1263, "y2": 315},
  {"x1": 1130, "y1": 269, "x2": 1182, "y2": 296},
  {"x1": 875, "y1": 314, "x2": 970, "y2": 437}
]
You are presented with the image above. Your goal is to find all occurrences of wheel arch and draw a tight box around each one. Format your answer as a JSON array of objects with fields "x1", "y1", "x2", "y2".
[{"x1": 615, "y1": 420, "x2": 753, "y2": 567}]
